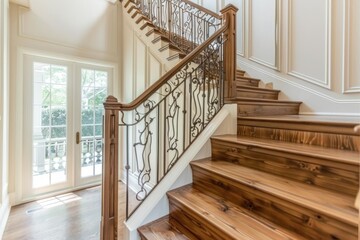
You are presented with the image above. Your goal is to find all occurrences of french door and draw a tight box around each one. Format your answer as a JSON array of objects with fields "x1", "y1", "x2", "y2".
[{"x1": 22, "y1": 55, "x2": 113, "y2": 198}]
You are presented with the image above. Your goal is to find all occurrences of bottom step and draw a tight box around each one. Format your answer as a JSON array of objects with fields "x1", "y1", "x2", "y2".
[{"x1": 138, "y1": 216, "x2": 191, "y2": 240}]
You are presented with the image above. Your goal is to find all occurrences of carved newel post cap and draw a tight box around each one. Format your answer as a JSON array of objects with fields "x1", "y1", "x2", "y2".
[
  {"x1": 106, "y1": 95, "x2": 118, "y2": 103},
  {"x1": 220, "y1": 4, "x2": 238, "y2": 14}
]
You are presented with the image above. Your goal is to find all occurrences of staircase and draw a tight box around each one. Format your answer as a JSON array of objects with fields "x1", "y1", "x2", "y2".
[{"x1": 137, "y1": 70, "x2": 360, "y2": 239}]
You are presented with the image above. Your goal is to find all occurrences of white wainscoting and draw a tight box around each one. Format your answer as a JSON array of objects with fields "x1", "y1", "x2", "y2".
[
  {"x1": 287, "y1": 0, "x2": 331, "y2": 89},
  {"x1": 248, "y1": 0, "x2": 280, "y2": 70},
  {"x1": 342, "y1": 0, "x2": 360, "y2": 93},
  {"x1": 191, "y1": 0, "x2": 360, "y2": 114}
]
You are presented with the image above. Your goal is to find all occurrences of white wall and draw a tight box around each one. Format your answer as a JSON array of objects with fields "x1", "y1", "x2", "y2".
[
  {"x1": 0, "y1": 0, "x2": 11, "y2": 236},
  {"x1": 195, "y1": 0, "x2": 360, "y2": 115},
  {"x1": 9, "y1": 0, "x2": 120, "y2": 204}
]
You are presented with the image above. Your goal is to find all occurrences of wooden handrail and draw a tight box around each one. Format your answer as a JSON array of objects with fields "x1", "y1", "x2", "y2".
[
  {"x1": 182, "y1": 0, "x2": 222, "y2": 19},
  {"x1": 104, "y1": 24, "x2": 228, "y2": 111}
]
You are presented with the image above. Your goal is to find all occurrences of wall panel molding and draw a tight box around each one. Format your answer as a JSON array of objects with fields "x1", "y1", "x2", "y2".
[
  {"x1": 238, "y1": 57, "x2": 360, "y2": 104},
  {"x1": 248, "y1": 0, "x2": 280, "y2": 70},
  {"x1": 287, "y1": 0, "x2": 332, "y2": 89},
  {"x1": 342, "y1": 0, "x2": 360, "y2": 93},
  {"x1": 237, "y1": 0, "x2": 246, "y2": 57}
]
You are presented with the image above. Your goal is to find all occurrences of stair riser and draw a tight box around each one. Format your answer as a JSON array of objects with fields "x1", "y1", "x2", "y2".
[
  {"x1": 191, "y1": 166, "x2": 358, "y2": 240},
  {"x1": 237, "y1": 103, "x2": 300, "y2": 116},
  {"x1": 236, "y1": 89, "x2": 279, "y2": 100},
  {"x1": 211, "y1": 139, "x2": 359, "y2": 196},
  {"x1": 237, "y1": 125, "x2": 360, "y2": 152},
  {"x1": 236, "y1": 70, "x2": 246, "y2": 76},
  {"x1": 168, "y1": 217, "x2": 200, "y2": 240},
  {"x1": 236, "y1": 79, "x2": 259, "y2": 87},
  {"x1": 169, "y1": 198, "x2": 237, "y2": 240}
]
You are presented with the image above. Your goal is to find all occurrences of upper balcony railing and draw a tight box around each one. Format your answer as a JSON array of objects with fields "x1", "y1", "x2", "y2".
[
  {"x1": 101, "y1": 1, "x2": 237, "y2": 239},
  {"x1": 131, "y1": 0, "x2": 222, "y2": 53}
]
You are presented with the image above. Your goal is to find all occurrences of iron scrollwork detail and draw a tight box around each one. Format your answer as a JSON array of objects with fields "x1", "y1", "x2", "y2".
[{"x1": 123, "y1": 1, "x2": 226, "y2": 220}]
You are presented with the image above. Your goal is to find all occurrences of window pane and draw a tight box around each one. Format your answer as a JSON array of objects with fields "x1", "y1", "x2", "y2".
[
  {"x1": 51, "y1": 65, "x2": 67, "y2": 84},
  {"x1": 95, "y1": 108, "x2": 103, "y2": 124},
  {"x1": 81, "y1": 68, "x2": 107, "y2": 178},
  {"x1": 82, "y1": 109, "x2": 94, "y2": 125},
  {"x1": 82, "y1": 69, "x2": 94, "y2": 86},
  {"x1": 33, "y1": 62, "x2": 68, "y2": 188},
  {"x1": 82, "y1": 126, "x2": 94, "y2": 137},
  {"x1": 95, "y1": 71, "x2": 107, "y2": 88},
  {"x1": 51, "y1": 107, "x2": 67, "y2": 126}
]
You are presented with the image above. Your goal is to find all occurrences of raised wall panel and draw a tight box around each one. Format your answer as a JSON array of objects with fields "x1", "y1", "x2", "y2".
[
  {"x1": 148, "y1": 53, "x2": 161, "y2": 85},
  {"x1": 249, "y1": 0, "x2": 279, "y2": 69},
  {"x1": 343, "y1": 0, "x2": 360, "y2": 93},
  {"x1": 135, "y1": 38, "x2": 147, "y2": 97},
  {"x1": 123, "y1": 24, "x2": 134, "y2": 103},
  {"x1": 287, "y1": 0, "x2": 331, "y2": 89},
  {"x1": 199, "y1": 0, "x2": 218, "y2": 13},
  {"x1": 225, "y1": 0, "x2": 245, "y2": 56}
]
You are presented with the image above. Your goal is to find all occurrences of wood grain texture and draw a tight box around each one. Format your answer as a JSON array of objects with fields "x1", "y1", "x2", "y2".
[
  {"x1": 236, "y1": 77, "x2": 260, "y2": 87},
  {"x1": 238, "y1": 115, "x2": 360, "y2": 135},
  {"x1": 236, "y1": 86, "x2": 280, "y2": 99},
  {"x1": 3, "y1": 184, "x2": 130, "y2": 240},
  {"x1": 237, "y1": 125, "x2": 360, "y2": 152},
  {"x1": 168, "y1": 185, "x2": 305, "y2": 240},
  {"x1": 236, "y1": 69, "x2": 246, "y2": 76},
  {"x1": 138, "y1": 216, "x2": 191, "y2": 240},
  {"x1": 211, "y1": 136, "x2": 359, "y2": 196},
  {"x1": 190, "y1": 159, "x2": 358, "y2": 240}
]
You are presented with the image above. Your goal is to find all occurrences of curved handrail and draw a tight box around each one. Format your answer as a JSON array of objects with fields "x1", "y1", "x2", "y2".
[{"x1": 104, "y1": 24, "x2": 227, "y2": 111}]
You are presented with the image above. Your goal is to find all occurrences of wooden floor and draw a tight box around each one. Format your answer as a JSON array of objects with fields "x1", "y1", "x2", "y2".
[{"x1": 3, "y1": 183, "x2": 128, "y2": 240}]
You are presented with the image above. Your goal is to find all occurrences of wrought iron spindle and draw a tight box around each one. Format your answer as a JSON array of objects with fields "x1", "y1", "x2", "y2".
[{"x1": 101, "y1": 2, "x2": 238, "y2": 238}]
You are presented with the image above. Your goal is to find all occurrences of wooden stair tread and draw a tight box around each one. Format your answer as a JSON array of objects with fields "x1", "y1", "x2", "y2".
[
  {"x1": 167, "y1": 53, "x2": 186, "y2": 61},
  {"x1": 190, "y1": 159, "x2": 359, "y2": 226},
  {"x1": 211, "y1": 134, "x2": 360, "y2": 165},
  {"x1": 168, "y1": 185, "x2": 305, "y2": 240},
  {"x1": 228, "y1": 97, "x2": 302, "y2": 105},
  {"x1": 159, "y1": 43, "x2": 181, "y2": 52},
  {"x1": 152, "y1": 35, "x2": 171, "y2": 44},
  {"x1": 238, "y1": 115, "x2": 360, "y2": 135},
  {"x1": 236, "y1": 85, "x2": 281, "y2": 93},
  {"x1": 236, "y1": 76, "x2": 261, "y2": 81},
  {"x1": 146, "y1": 28, "x2": 161, "y2": 37},
  {"x1": 138, "y1": 216, "x2": 191, "y2": 240},
  {"x1": 238, "y1": 114, "x2": 360, "y2": 126}
]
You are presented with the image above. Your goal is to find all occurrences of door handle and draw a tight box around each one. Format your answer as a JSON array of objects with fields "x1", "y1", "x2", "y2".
[{"x1": 76, "y1": 132, "x2": 81, "y2": 144}]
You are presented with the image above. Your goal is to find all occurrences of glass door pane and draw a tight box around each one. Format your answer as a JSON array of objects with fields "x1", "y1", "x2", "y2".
[
  {"x1": 32, "y1": 63, "x2": 68, "y2": 188},
  {"x1": 80, "y1": 69, "x2": 107, "y2": 178}
]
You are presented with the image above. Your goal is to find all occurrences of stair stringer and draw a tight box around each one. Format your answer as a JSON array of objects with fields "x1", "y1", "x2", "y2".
[{"x1": 124, "y1": 104, "x2": 237, "y2": 240}]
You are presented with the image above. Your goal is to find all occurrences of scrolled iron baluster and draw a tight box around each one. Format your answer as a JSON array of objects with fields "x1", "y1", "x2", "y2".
[
  {"x1": 133, "y1": 117, "x2": 154, "y2": 201},
  {"x1": 165, "y1": 90, "x2": 181, "y2": 171}
]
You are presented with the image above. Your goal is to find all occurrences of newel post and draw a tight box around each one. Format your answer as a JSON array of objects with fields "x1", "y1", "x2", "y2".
[
  {"x1": 101, "y1": 96, "x2": 119, "y2": 240},
  {"x1": 220, "y1": 4, "x2": 238, "y2": 99}
]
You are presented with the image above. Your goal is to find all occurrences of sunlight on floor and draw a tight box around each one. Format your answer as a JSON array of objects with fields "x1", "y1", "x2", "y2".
[{"x1": 26, "y1": 193, "x2": 82, "y2": 213}]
